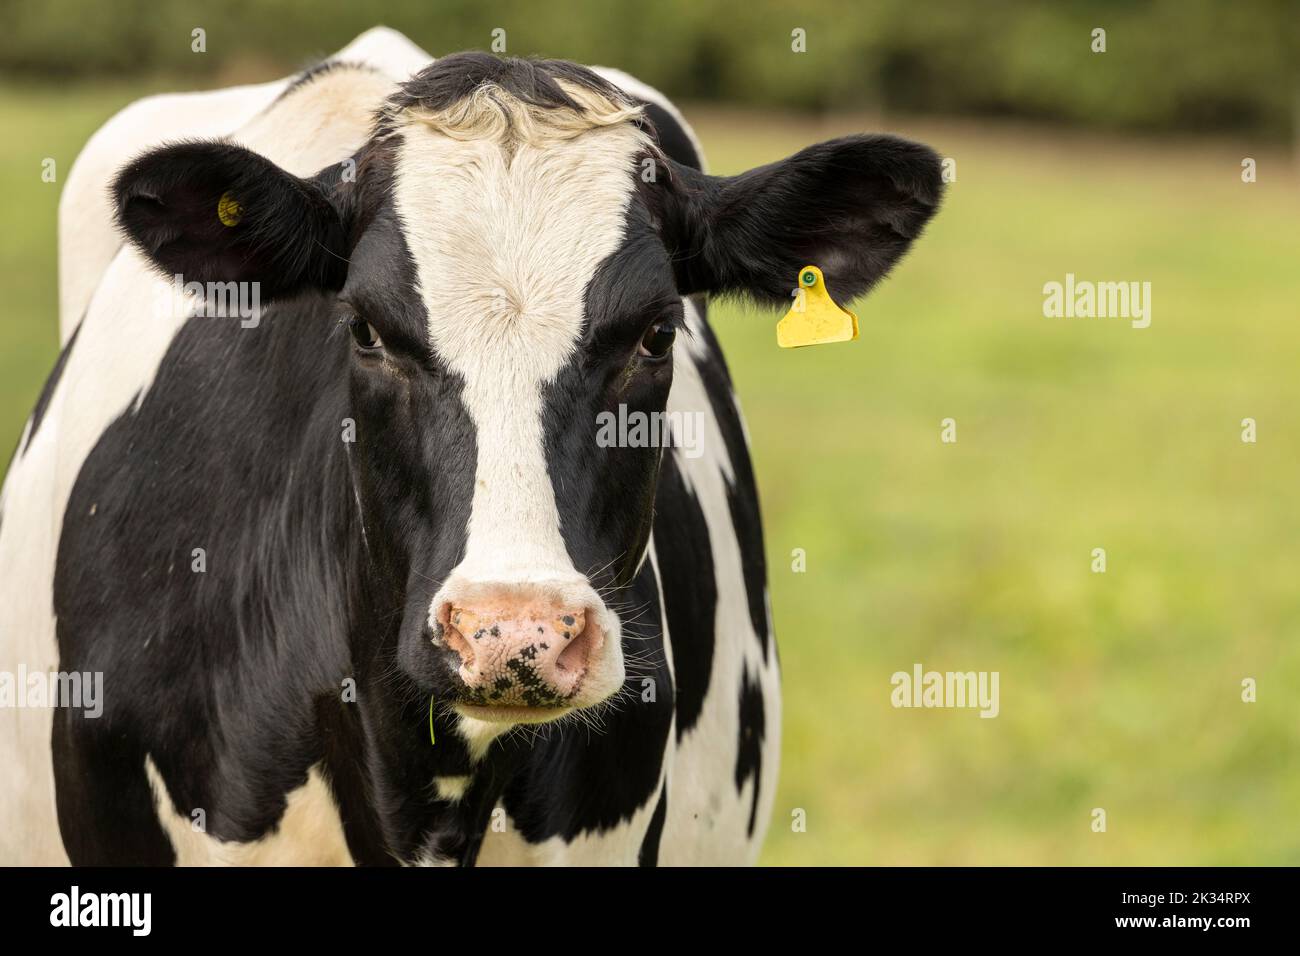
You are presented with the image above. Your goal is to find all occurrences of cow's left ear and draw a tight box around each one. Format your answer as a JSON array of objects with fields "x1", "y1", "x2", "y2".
[
  {"x1": 113, "y1": 141, "x2": 350, "y2": 298},
  {"x1": 651, "y1": 134, "x2": 943, "y2": 305}
]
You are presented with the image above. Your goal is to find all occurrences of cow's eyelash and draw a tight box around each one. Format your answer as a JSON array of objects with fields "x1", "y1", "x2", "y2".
[
  {"x1": 665, "y1": 312, "x2": 694, "y2": 341},
  {"x1": 645, "y1": 307, "x2": 688, "y2": 334}
]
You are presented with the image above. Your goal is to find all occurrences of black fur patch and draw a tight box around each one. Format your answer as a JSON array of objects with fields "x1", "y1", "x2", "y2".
[
  {"x1": 637, "y1": 783, "x2": 669, "y2": 866},
  {"x1": 735, "y1": 669, "x2": 767, "y2": 837},
  {"x1": 653, "y1": 451, "x2": 718, "y2": 736},
  {"x1": 380, "y1": 52, "x2": 636, "y2": 135}
]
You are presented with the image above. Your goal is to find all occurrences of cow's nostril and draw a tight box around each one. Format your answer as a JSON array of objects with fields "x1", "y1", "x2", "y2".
[
  {"x1": 556, "y1": 616, "x2": 600, "y2": 677},
  {"x1": 440, "y1": 611, "x2": 477, "y2": 671}
]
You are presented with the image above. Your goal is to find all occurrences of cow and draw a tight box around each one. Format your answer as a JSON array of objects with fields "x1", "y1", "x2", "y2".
[{"x1": 0, "y1": 28, "x2": 943, "y2": 865}]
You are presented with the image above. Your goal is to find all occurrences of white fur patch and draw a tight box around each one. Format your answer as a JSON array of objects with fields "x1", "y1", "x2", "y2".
[
  {"x1": 452, "y1": 714, "x2": 512, "y2": 762},
  {"x1": 145, "y1": 758, "x2": 352, "y2": 865},
  {"x1": 433, "y1": 774, "x2": 473, "y2": 802},
  {"x1": 392, "y1": 105, "x2": 652, "y2": 721}
]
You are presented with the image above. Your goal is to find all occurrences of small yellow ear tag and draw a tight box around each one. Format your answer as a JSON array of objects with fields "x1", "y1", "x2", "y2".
[
  {"x1": 776, "y1": 265, "x2": 859, "y2": 349},
  {"x1": 217, "y1": 192, "x2": 243, "y2": 227}
]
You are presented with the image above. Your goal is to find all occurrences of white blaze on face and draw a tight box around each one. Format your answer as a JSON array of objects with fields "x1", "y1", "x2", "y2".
[{"x1": 390, "y1": 92, "x2": 650, "y2": 718}]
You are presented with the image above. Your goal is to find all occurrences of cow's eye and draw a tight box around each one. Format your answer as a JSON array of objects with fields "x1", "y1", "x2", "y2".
[
  {"x1": 639, "y1": 321, "x2": 676, "y2": 359},
  {"x1": 349, "y1": 317, "x2": 382, "y2": 350}
]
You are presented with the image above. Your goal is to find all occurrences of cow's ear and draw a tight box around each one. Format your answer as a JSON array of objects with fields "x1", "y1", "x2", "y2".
[
  {"x1": 113, "y1": 141, "x2": 349, "y2": 297},
  {"x1": 653, "y1": 134, "x2": 943, "y2": 306}
]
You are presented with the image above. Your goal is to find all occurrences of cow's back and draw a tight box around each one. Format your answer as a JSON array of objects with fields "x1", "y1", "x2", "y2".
[{"x1": 56, "y1": 26, "x2": 433, "y2": 343}]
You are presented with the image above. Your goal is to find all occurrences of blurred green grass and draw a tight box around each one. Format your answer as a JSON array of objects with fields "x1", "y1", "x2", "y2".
[{"x1": 2, "y1": 86, "x2": 1297, "y2": 865}]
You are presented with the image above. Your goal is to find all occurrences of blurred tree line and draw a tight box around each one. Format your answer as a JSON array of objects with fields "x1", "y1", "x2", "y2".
[{"x1": 2, "y1": 0, "x2": 1296, "y2": 136}]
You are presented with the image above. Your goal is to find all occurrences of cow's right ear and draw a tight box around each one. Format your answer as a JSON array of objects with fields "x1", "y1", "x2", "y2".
[{"x1": 113, "y1": 141, "x2": 349, "y2": 297}]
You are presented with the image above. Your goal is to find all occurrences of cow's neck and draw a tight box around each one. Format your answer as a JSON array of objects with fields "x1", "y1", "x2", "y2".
[{"x1": 240, "y1": 297, "x2": 510, "y2": 863}]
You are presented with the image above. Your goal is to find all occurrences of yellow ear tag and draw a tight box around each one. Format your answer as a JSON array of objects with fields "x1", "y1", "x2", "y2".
[
  {"x1": 217, "y1": 192, "x2": 243, "y2": 227},
  {"x1": 776, "y1": 265, "x2": 859, "y2": 348}
]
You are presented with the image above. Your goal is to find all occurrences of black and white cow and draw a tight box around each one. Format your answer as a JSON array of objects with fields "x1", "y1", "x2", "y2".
[{"x1": 0, "y1": 28, "x2": 942, "y2": 865}]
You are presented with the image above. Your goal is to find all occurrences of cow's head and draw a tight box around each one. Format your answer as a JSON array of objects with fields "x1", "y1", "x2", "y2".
[{"x1": 113, "y1": 54, "x2": 942, "y2": 730}]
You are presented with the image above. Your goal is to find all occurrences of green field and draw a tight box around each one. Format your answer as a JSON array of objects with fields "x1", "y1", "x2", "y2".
[{"x1": 2, "y1": 85, "x2": 1297, "y2": 865}]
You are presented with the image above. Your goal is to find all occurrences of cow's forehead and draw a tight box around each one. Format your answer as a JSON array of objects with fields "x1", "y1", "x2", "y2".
[{"x1": 390, "y1": 110, "x2": 651, "y2": 382}]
